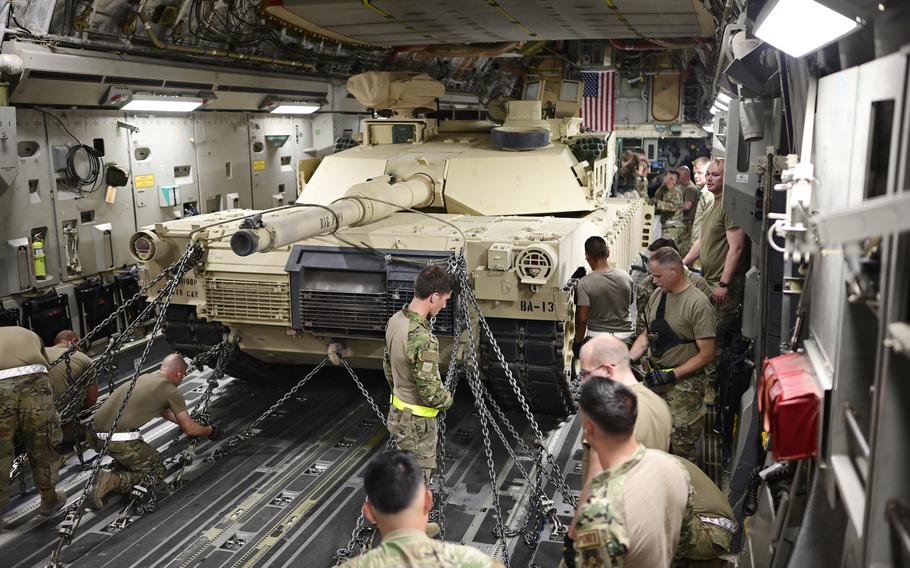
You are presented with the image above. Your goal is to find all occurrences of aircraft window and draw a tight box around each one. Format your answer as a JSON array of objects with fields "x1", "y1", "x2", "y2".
[
  {"x1": 134, "y1": 147, "x2": 150, "y2": 160},
  {"x1": 559, "y1": 81, "x2": 580, "y2": 101},
  {"x1": 17, "y1": 140, "x2": 39, "y2": 157},
  {"x1": 736, "y1": 124, "x2": 750, "y2": 173},
  {"x1": 865, "y1": 99, "x2": 894, "y2": 200}
]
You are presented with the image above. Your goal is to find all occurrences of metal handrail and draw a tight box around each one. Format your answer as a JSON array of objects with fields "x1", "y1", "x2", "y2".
[
  {"x1": 887, "y1": 500, "x2": 910, "y2": 563},
  {"x1": 843, "y1": 404, "x2": 871, "y2": 460}
]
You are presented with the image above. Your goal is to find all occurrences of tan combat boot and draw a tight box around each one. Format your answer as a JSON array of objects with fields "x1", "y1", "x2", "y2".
[
  {"x1": 425, "y1": 522, "x2": 441, "y2": 538},
  {"x1": 38, "y1": 489, "x2": 67, "y2": 517},
  {"x1": 91, "y1": 471, "x2": 120, "y2": 509}
]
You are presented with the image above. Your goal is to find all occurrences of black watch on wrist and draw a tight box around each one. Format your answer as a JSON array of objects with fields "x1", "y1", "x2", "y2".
[{"x1": 718, "y1": 281, "x2": 729, "y2": 288}]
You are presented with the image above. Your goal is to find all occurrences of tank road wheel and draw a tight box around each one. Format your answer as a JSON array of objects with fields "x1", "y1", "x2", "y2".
[
  {"x1": 163, "y1": 305, "x2": 300, "y2": 381},
  {"x1": 479, "y1": 287, "x2": 578, "y2": 420}
]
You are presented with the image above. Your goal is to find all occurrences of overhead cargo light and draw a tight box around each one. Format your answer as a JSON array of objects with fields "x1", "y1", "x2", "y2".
[
  {"x1": 122, "y1": 93, "x2": 204, "y2": 112},
  {"x1": 755, "y1": 0, "x2": 860, "y2": 58},
  {"x1": 260, "y1": 98, "x2": 321, "y2": 114}
]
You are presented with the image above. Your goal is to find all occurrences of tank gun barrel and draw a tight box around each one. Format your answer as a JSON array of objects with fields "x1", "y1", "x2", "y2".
[{"x1": 230, "y1": 174, "x2": 435, "y2": 256}]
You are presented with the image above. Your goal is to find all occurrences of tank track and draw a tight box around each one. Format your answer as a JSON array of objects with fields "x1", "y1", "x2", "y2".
[
  {"x1": 164, "y1": 305, "x2": 299, "y2": 381},
  {"x1": 479, "y1": 318, "x2": 575, "y2": 420}
]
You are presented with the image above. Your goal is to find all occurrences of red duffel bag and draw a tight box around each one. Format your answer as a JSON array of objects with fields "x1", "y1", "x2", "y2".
[{"x1": 757, "y1": 352, "x2": 821, "y2": 461}]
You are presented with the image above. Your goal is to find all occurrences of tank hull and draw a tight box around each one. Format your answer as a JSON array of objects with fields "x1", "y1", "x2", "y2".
[{"x1": 140, "y1": 202, "x2": 651, "y2": 417}]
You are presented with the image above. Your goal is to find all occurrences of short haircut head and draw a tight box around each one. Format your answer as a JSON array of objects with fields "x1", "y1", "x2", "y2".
[
  {"x1": 648, "y1": 237, "x2": 679, "y2": 254},
  {"x1": 414, "y1": 265, "x2": 452, "y2": 299},
  {"x1": 693, "y1": 156, "x2": 711, "y2": 170},
  {"x1": 582, "y1": 335, "x2": 631, "y2": 372},
  {"x1": 585, "y1": 236, "x2": 609, "y2": 259},
  {"x1": 161, "y1": 353, "x2": 188, "y2": 376},
  {"x1": 709, "y1": 158, "x2": 725, "y2": 172},
  {"x1": 54, "y1": 330, "x2": 79, "y2": 345},
  {"x1": 363, "y1": 451, "x2": 423, "y2": 514},
  {"x1": 579, "y1": 378, "x2": 637, "y2": 435},
  {"x1": 650, "y1": 246, "x2": 684, "y2": 269}
]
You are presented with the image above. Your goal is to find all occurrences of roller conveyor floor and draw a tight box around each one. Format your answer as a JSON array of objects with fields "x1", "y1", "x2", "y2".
[{"x1": 2, "y1": 364, "x2": 585, "y2": 568}]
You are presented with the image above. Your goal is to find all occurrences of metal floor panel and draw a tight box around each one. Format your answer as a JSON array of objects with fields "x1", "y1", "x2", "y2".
[{"x1": 2, "y1": 363, "x2": 637, "y2": 568}]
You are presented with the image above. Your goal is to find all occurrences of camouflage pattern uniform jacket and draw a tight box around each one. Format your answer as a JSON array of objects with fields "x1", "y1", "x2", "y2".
[
  {"x1": 575, "y1": 445, "x2": 693, "y2": 568},
  {"x1": 384, "y1": 306, "x2": 454, "y2": 482},
  {"x1": 653, "y1": 186, "x2": 684, "y2": 242},
  {"x1": 341, "y1": 528, "x2": 503, "y2": 568}
]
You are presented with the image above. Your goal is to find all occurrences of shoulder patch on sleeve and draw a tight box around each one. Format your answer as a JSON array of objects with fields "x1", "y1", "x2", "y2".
[
  {"x1": 576, "y1": 527, "x2": 606, "y2": 549},
  {"x1": 418, "y1": 349, "x2": 438, "y2": 363}
]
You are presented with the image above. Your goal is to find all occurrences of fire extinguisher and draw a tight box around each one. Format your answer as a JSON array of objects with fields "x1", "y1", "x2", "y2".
[{"x1": 32, "y1": 233, "x2": 47, "y2": 280}]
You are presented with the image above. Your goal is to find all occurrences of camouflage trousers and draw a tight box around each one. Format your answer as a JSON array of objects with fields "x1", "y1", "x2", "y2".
[
  {"x1": 678, "y1": 222, "x2": 694, "y2": 258},
  {"x1": 0, "y1": 373, "x2": 62, "y2": 512},
  {"x1": 709, "y1": 281, "x2": 744, "y2": 392},
  {"x1": 684, "y1": 514, "x2": 734, "y2": 561},
  {"x1": 661, "y1": 223, "x2": 684, "y2": 244},
  {"x1": 654, "y1": 368, "x2": 709, "y2": 463},
  {"x1": 387, "y1": 406, "x2": 438, "y2": 485},
  {"x1": 89, "y1": 431, "x2": 163, "y2": 492}
]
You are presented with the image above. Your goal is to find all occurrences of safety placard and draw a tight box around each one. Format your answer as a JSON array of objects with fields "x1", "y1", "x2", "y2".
[
  {"x1": 252, "y1": 160, "x2": 266, "y2": 171},
  {"x1": 134, "y1": 174, "x2": 155, "y2": 189}
]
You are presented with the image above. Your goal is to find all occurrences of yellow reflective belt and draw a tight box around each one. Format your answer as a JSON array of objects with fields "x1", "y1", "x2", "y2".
[{"x1": 390, "y1": 394, "x2": 439, "y2": 418}]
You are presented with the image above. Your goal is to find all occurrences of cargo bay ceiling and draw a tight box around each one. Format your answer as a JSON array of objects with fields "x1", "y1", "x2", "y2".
[
  {"x1": 3, "y1": 0, "x2": 730, "y2": 120},
  {"x1": 262, "y1": 0, "x2": 715, "y2": 45}
]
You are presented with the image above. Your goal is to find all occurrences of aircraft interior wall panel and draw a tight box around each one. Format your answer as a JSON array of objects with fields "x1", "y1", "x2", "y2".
[
  {"x1": 249, "y1": 114, "x2": 298, "y2": 209},
  {"x1": 311, "y1": 113, "x2": 336, "y2": 156},
  {"x1": 127, "y1": 115, "x2": 201, "y2": 228},
  {"x1": 722, "y1": 98, "x2": 775, "y2": 243},
  {"x1": 0, "y1": 109, "x2": 60, "y2": 297},
  {"x1": 45, "y1": 111, "x2": 137, "y2": 279},
  {"x1": 809, "y1": 67, "x2": 859, "y2": 377},
  {"x1": 293, "y1": 116, "x2": 316, "y2": 155},
  {"x1": 193, "y1": 113, "x2": 254, "y2": 212},
  {"x1": 855, "y1": 52, "x2": 909, "y2": 568}
]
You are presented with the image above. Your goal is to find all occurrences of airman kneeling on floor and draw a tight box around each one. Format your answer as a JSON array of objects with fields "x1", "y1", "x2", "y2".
[{"x1": 90, "y1": 353, "x2": 220, "y2": 508}]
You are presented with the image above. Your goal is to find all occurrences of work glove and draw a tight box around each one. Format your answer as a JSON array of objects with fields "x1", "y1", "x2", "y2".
[
  {"x1": 644, "y1": 368, "x2": 677, "y2": 387},
  {"x1": 208, "y1": 422, "x2": 223, "y2": 441}
]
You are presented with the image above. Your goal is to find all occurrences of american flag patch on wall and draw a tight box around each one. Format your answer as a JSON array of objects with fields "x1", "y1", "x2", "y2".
[{"x1": 581, "y1": 70, "x2": 616, "y2": 132}]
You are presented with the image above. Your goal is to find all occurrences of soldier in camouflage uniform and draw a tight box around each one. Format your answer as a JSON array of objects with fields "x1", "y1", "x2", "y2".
[
  {"x1": 683, "y1": 159, "x2": 747, "y2": 397},
  {"x1": 629, "y1": 248, "x2": 716, "y2": 462},
  {"x1": 384, "y1": 265, "x2": 454, "y2": 486},
  {"x1": 675, "y1": 457, "x2": 737, "y2": 565},
  {"x1": 343, "y1": 451, "x2": 502, "y2": 568},
  {"x1": 635, "y1": 238, "x2": 712, "y2": 336},
  {"x1": 46, "y1": 330, "x2": 98, "y2": 446},
  {"x1": 90, "y1": 354, "x2": 218, "y2": 508},
  {"x1": 676, "y1": 166, "x2": 701, "y2": 257},
  {"x1": 0, "y1": 326, "x2": 67, "y2": 521},
  {"x1": 653, "y1": 171, "x2": 684, "y2": 243},
  {"x1": 571, "y1": 379, "x2": 693, "y2": 568},
  {"x1": 689, "y1": 157, "x2": 715, "y2": 270},
  {"x1": 634, "y1": 159, "x2": 650, "y2": 199}
]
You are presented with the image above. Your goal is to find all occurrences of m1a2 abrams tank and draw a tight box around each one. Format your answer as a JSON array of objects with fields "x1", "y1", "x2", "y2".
[{"x1": 128, "y1": 72, "x2": 653, "y2": 419}]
